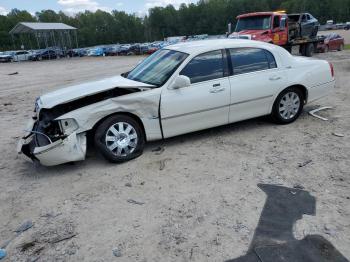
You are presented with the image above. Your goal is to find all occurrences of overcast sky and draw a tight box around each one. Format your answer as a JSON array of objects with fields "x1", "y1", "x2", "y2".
[{"x1": 0, "y1": 0, "x2": 198, "y2": 16}]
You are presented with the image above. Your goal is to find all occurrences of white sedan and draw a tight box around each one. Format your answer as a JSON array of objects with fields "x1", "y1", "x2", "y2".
[{"x1": 18, "y1": 39, "x2": 335, "y2": 166}]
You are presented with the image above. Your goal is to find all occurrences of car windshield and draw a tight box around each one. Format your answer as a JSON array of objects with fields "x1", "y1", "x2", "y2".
[
  {"x1": 235, "y1": 15, "x2": 271, "y2": 31},
  {"x1": 126, "y1": 49, "x2": 188, "y2": 87}
]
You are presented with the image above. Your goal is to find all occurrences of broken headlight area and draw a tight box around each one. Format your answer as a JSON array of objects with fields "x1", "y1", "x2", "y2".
[
  {"x1": 18, "y1": 110, "x2": 86, "y2": 166},
  {"x1": 58, "y1": 118, "x2": 79, "y2": 136}
]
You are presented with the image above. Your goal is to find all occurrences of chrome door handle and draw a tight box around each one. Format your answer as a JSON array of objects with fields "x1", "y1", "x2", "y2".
[
  {"x1": 209, "y1": 87, "x2": 225, "y2": 93},
  {"x1": 269, "y1": 76, "x2": 281, "y2": 81}
]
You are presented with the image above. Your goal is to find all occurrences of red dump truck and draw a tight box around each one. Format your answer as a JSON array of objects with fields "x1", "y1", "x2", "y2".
[{"x1": 229, "y1": 11, "x2": 321, "y2": 57}]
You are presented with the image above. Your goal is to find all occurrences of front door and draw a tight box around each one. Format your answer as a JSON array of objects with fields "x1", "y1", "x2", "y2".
[{"x1": 161, "y1": 50, "x2": 231, "y2": 138}]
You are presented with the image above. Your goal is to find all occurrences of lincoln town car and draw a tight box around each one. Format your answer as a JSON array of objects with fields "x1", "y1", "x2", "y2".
[{"x1": 18, "y1": 39, "x2": 335, "y2": 166}]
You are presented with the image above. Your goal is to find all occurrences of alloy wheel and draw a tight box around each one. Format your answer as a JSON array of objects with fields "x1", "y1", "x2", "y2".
[
  {"x1": 105, "y1": 122, "x2": 138, "y2": 156},
  {"x1": 278, "y1": 92, "x2": 301, "y2": 120}
]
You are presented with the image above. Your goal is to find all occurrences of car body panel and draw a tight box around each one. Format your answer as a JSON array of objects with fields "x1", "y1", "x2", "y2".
[
  {"x1": 39, "y1": 75, "x2": 155, "y2": 109},
  {"x1": 161, "y1": 77, "x2": 231, "y2": 138},
  {"x1": 33, "y1": 132, "x2": 86, "y2": 166},
  {"x1": 18, "y1": 39, "x2": 335, "y2": 166},
  {"x1": 228, "y1": 68, "x2": 284, "y2": 123},
  {"x1": 56, "y1": 88, "x2": 162, "y2": 141}
]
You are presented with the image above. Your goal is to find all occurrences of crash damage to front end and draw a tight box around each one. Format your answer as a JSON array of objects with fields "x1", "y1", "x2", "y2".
[
  {"x1": 17, "y1": 75, "x2": 158, "y2": 166},
  {"x1": 17, "y1": 105, "x2": 87, "y2": 166}
]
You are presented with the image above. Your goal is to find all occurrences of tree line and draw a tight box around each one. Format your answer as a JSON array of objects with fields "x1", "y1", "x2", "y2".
[{"x1": 1, "y1": 0, "x2": 349, "y2": 50}]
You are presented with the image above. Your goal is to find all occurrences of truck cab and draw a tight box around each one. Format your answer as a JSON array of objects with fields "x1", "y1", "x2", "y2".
[
  {"x1": 231, "y1": 12, "x2": 319, "y2": 46},
  {"x1": 230, "y1": 12, "x2": 289, "y2": 45}
]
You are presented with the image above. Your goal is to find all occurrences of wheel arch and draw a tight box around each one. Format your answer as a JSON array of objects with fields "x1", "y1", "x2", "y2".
[
  {"x1": 91, "y1": 111, "x2": 147, "y2": 141},
  {"x1": 271, "y1": 84, "x2": 308, "y2": 113},
  {"x1": 287, "y1": 84, "x2": 308, "y2": 103}
]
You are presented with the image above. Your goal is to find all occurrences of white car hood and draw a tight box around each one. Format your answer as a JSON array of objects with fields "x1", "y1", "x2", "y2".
[{"x1": 39, "y1": 75, "x2": 155, "y2": 109}]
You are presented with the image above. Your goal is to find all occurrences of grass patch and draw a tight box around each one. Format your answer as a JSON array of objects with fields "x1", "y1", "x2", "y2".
[{"x1": 345, "y1": 44, "x2": 350, "y2": 50}]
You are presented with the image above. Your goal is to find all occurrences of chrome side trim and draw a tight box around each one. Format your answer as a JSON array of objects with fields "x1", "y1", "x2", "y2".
[
  {"x1": 162, "y1": 95, "x2": 273, "y2": 120},
  {"x1": 162, "y1": 104, "x2": 229, "y2": 120},
  {"x1": 230, "y1": 95, "x2": 273, "y2": 106}
]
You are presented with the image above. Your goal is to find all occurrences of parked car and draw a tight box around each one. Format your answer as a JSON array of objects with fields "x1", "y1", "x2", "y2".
[
  {"x1": 0, "y1": 51, "x2": 15, "y2": 62},
  {"x1": 326, "y1": 20, "x2": 335, "y2": 30},
  {"x1": 11, "y1": 50, "x2": 31, "y2": 62},
  {"x1": 105, "y1": 45, "x2": 121, "y2": 56},
  {"x1": 147, "y1": 47, "x2": 159, "y2": 54},
  {"x1": 335, "y1": 23, "x2": 345, "y2": 29},
  {"x1": 18, "y1": 39, "x2": 335, "y2": 166},
  {"x1": 66, "y1": 48, "x2": 86, "y2": 57},
  {"x1": 139, "y1": 43, "x2": 150, "y2": 54},
  {"x1": 344, "y1": 22, "x2": 350, "y2": 30},
  {"x1": 118, "y1": 44, "x2": 132, "y2": 55},
  {"x1": 29, "y1": 49, "x2": 59, "y2": 61},
  {"x1": 317, "y1": 33, "x2": 345, "y2": 52},
  {"x1": 87, "y1": 47, "x2": 105, "y2": 56}
]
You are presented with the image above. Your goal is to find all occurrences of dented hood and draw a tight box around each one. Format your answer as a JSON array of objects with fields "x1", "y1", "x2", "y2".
[{"x1": 39, "y1": 75, "x2": 155, "y2": 109}]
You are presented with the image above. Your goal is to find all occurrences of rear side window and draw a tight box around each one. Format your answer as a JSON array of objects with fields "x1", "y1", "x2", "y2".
[
  {"x1": 265, "y1": 50, "x2": 277, "y2": 69},
  {"x1": 229, "y1": 48, "x2": 276, "y2": 75},
  {"x1": 180, "y1": 50, "x2": 224, "y2": 84}
]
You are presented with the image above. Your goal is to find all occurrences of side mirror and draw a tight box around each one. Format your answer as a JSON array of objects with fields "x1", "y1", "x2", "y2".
[
  {"x1": 280, "y1": 18, "x2": 286, "y2": 30},
  {"x1": 169, "y1": 75, "x2": 191, "y2": 90}
]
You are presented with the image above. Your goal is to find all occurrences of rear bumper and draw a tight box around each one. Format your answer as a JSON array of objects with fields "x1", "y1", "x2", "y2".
[{"x1": 18, "y1": 118, "x2": 87, "y2": 166}]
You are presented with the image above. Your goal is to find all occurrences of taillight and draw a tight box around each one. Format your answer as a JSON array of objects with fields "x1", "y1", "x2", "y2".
[{"x1": 329, "y1": 62, "x2": 334, "y2": 78}]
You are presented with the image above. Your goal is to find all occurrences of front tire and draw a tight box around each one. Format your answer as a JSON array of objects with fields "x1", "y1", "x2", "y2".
[
  {"x1": 271, "y1": 87, "x2": 304, "y2": 124},
  {"x1": 94, "y1": 115, "x2": 145, "y2": 163}
]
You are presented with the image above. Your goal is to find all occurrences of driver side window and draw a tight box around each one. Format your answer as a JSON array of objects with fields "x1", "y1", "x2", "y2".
[
  {"x1": 180, "y1": 50, "x2": 224, "y2": 84},
  {"x1": 273, "y1": 16, "x2": 280, "y2": 28}
]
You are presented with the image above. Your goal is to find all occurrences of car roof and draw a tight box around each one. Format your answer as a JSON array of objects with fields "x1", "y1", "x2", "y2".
[{"x1": 166, "y1": 39, "x2": 281, "y2": 56}]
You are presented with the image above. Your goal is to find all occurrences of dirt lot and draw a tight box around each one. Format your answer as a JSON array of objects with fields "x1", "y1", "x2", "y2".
[{"x1": 0, "y1": 51, "x2": 349, "y2": 262}]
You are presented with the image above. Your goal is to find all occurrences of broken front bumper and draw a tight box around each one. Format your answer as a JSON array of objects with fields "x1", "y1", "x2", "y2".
[{"x1": 17, "y1": 118, "x2": 87, "y2": 166}]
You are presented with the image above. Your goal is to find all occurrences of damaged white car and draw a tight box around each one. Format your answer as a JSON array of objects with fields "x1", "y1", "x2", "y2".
[{"x1": 18, "y1": 39, "x2": 335, "y2": 166}]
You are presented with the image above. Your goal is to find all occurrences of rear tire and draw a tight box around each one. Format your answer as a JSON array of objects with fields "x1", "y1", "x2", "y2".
[
  {"x1": 324, "y1": 45, "x2": 329, "y2": 53},
  {"x1": 271, "y1": 87, "x2": 304, "y2": 124},
  {"x1": 338, "y1": 44, "x2": 344, "y2": 51},
  {"x1": 304, "y1": 43, "x2": 315, "y2": 57},
  {"x1": 94, "y1": 115, "x2": 145, "y2": 163}
]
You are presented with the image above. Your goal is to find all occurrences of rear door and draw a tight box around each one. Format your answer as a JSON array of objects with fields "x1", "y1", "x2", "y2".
[
  {"x1": 227, "y1": 48, "x2": 284, "y2": 123},
  {"x1": 161, "y1": 50, "x2": 231, "y2": 138}
]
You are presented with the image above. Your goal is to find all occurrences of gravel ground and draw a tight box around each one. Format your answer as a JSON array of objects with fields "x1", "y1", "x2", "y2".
[{"x1": 0, "y1": 51, "x2": 349, "y2": 262}]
